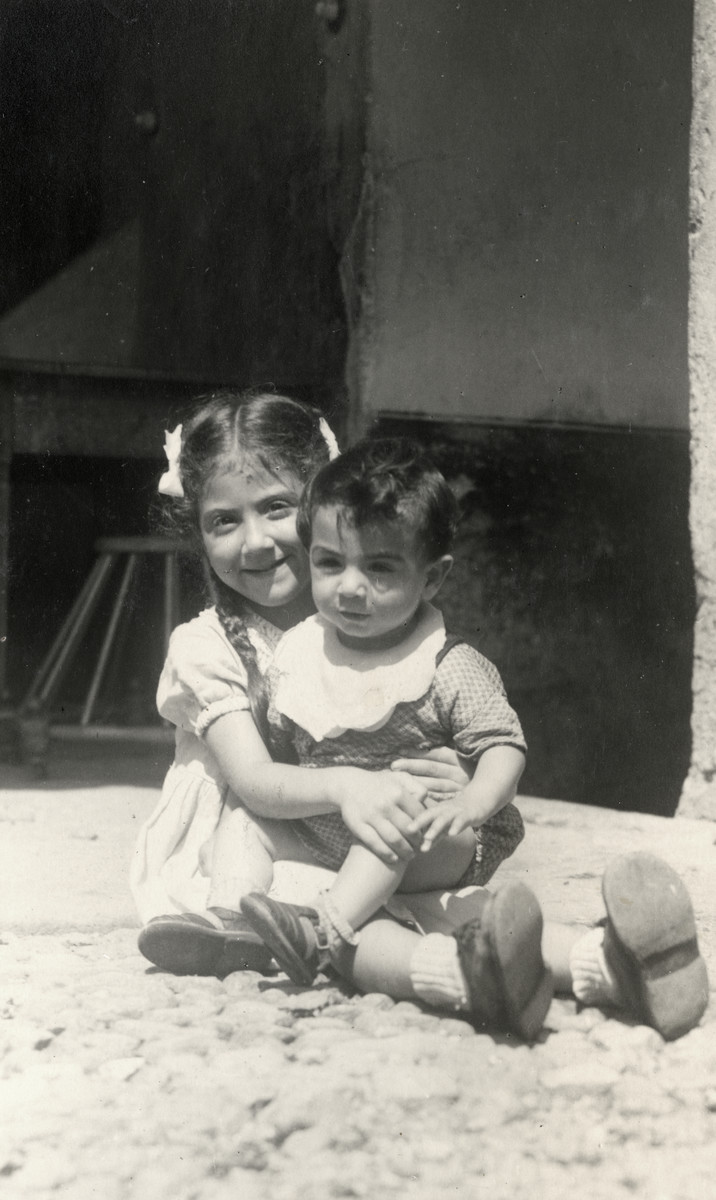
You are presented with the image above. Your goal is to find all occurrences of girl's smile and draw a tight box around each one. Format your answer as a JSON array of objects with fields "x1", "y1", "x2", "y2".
[
  {"x1": 241, "y1": 557, "x2": 288, "y2": 574},
  {"x1": 200, "y1": 457, "x2": 311, "y2": 623}
]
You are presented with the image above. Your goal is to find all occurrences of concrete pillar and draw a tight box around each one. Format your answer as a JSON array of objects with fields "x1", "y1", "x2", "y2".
[{"x1": 680, "y1": 0, "x2": 716, "y2": 817}]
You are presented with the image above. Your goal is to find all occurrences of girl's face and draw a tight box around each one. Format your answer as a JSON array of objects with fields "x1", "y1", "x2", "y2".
[
  {"x1": 200, "y1": 455, "x2": 311, "y2": 622},
  {"x1": 309, "y1": 505, "x2": 452, "y2": 650}
]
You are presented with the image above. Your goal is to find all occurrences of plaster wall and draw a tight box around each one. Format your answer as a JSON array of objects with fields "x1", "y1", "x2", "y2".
[
  {"x1": 354, "y1": 2, "x2": 695, "y2": 815},
  {"x1": 361, "y1": 0, "x2": 691, "y2": 430},
  {"x1": 680, "y1": 0, "x2": 716, "y2": 817}
]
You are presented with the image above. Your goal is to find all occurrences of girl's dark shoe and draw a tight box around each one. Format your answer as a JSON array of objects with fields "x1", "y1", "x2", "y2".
[
  {"x1": 601, "y1": 852, "x2": 709, "y2": 1040},
  {"x1": 138, "y1": 911, "x2": 272, "y2": 976},
  {"x1": 240, "y1": 894, "x2": 330, "y2": 986},
  {"x1": 454, "y1": 881, "x2": 554, "y2": 1041}
]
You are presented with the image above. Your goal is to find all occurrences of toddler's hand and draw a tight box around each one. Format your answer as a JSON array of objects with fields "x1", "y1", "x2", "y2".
[{"x1": 408, "y1": 796, "x2": 476, "y2": 851}]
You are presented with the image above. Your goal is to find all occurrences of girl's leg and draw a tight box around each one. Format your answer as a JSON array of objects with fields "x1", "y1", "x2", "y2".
[
  {"x1": 138, "y1": 807, "x2": 316, "y2": 976},
  {"x1": 542, "y1": 921, "x2": 586, "y2": 994},
  {"x1": 347, "y1": 913, "x2": 612, "y2": 1033},
  {"x1": 540, "y1": 855, "x2": 709, "y2": 1041},
  {"x1": 342, "y1": 902, "x2": 708, "y2": 1044},
  {"x1": 243, "y1": 852, "x2": 707, "y2": 1041},
  {"x1": 561, "y1": 854, "x2": 709, "y2": 1040},
  {"x1": 348, "y1": 917, "x2": 583, "y2": 1002},
  {"x1": 207, "y1": 803, "x2": 315, "y2": 914},
  {"x1": 347, "y1": 883, "x2": 553, "y2": 1041},
  {"x1": 345, "y1": 915, "x2": 422, "y2": 1001},
  {"x1": 540, "y1": 919, "x2": 624, "y2": 1004}
]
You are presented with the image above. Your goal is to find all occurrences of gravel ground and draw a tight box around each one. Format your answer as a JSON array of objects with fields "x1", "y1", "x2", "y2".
[
  {"x1": 2, "y1": 929, "x2": 715, "y2": 1200},
  {"x1": 2, "y1": 754, "x2": 715, "y2": 1200}
]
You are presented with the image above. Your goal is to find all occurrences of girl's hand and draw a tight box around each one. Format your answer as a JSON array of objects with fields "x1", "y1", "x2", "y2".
[
  {"x1": 389, "y1": 746, "x2": 473, "y2": 799},
  {"x1": 408, "y1": 795, "x2": 477, "y2": 851},
  {"x1": 338, "y1": 770, "x2": 429, "y2": 864}
]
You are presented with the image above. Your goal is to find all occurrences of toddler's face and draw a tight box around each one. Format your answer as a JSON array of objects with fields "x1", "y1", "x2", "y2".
[
  {"x1": 199, "y1": 454, "x2": 310, "y2": 617},
  {"x1": 309, "y1": 505, "x2": 450, "y2": 650}
]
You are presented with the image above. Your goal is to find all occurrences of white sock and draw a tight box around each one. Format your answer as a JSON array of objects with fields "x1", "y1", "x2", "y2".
[
  {"x1": 317, "y1": 895, "x2": 360, "y2": 952},
  {"x1": 570, "y1": 926, "x2": 622, "y2": 1007},
  {"x1": 409, "y1": 933, "x2": 470, "y2": 1012}
]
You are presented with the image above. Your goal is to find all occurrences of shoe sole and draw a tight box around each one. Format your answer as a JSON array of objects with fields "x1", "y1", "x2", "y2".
[
  {"x1": 240, "y1": 894, "x2": 317, "y2": 986},
  {"x1": 138, "y1": 916, "x2": 269, "y2": 977},
  {"x1": 602, "y1": 852, "x2": 709, "y2": 1040},
  {"x1": 484, "y1": 882, "x2": 554, "y2": 1041}
]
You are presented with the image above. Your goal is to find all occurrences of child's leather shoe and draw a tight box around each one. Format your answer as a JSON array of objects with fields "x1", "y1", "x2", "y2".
[
  {"x1": 601, "y1": 852, "x2": 709, "y2": 1040},
  {"x1": 138, "y1": 910, "x2": 272, "y2": 976},
  {"x1": 453, "y1": 881, "x2": 554, "y2": 1041},
  {"x1": 240, "y1": 894, "x2": 330, "y2": 986}
]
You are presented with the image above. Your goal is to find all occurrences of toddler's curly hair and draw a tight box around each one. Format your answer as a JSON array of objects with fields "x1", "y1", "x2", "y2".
[{"x1": 297, "y1": 436, "x2": 459, "y2": 561}]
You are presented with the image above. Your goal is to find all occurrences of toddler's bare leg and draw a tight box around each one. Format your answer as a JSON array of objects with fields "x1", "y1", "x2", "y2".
[{"x1": 327, "y1": 829, "x2": 475, "y2": 935}]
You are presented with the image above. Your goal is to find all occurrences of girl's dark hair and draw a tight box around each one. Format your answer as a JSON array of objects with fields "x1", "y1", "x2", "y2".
[
  {"x1": 164, "y1": 388, "x2": 332, "y2": 550},
  {"x1": 161, "y1": 388, "x2": 333, "y2": 744},
  {"x1": 297, "y1": 436, "x2": 459, "y2": 561}
]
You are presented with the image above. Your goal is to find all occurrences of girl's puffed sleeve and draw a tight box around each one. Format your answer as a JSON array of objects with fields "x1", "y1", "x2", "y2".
[{"x1": 157, "y1": 615, "x2": 251, "y2": 738}]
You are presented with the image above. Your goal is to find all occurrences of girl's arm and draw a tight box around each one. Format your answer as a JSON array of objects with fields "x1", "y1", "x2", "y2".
[
  {"x1": 408, "y1": 744, "x2": 526, "y2": 850},
  {"x1": 204, "y1": 709, "x2": 429, "y2": 863},
  {"x1": 390, "y1": 746, "x2": 473, "y2": 798}
]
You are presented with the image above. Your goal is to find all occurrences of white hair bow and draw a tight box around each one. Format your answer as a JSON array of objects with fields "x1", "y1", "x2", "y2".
[
  {"x1": 319, "y1": 417, "x2": 340, "y2": 461},
  {"x1": 158, "y1": 425, "x2": 184, "y2": 497}
]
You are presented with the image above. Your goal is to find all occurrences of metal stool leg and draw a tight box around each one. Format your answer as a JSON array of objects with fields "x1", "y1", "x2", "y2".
[
  {"x1": 80, "y1": 553, "x2": 138, "y2": 726},
  {"x1": 27, "y1": 553, "x2": 117, "y2": 709},
  {"x1": 22, "y1": 537, "x2": 188, "y2": 768}
]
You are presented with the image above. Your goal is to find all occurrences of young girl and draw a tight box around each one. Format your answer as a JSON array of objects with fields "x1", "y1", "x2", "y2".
[{"x1": 132, "y1": 393, "x2": 708, "y2": 1042}]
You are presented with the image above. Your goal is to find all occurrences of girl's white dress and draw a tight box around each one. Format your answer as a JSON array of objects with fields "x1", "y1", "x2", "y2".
[
  {"x1": 130, "y1": 607, "x2": 282, "y2": 923},
  {"x1": 130, "y1": 605, "x2": 494, "y2": 936}
]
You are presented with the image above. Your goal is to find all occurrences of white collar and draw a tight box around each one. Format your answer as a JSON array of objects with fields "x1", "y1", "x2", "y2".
[{"x1": 272, "y1": 604, "x2": 446, "y2": 740}]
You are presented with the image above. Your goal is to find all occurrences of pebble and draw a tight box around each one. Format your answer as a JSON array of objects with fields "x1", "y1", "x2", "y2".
[
  {"x1": 358, "y1": 992, "x2": 396, "y2": 1010},
  {"x1": 96, "y1": 1055, "x2": 146, "y2": 1081},
  {"x1": 590, "y1": 1019, "x2": 663, "y2": 1053},
  {"x1": 433, "y1": 1014, "x2": 476, "y2": 1037},
  {"x1": 540, "y1": 1061, "x2": 622, "y2": 1092},
  {"x1": 274, "y1": 986, "x2": 346, "y2": 1013},
  {"x1": 3, "y1": 927, "x2": 714, "y2": 1200}
]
